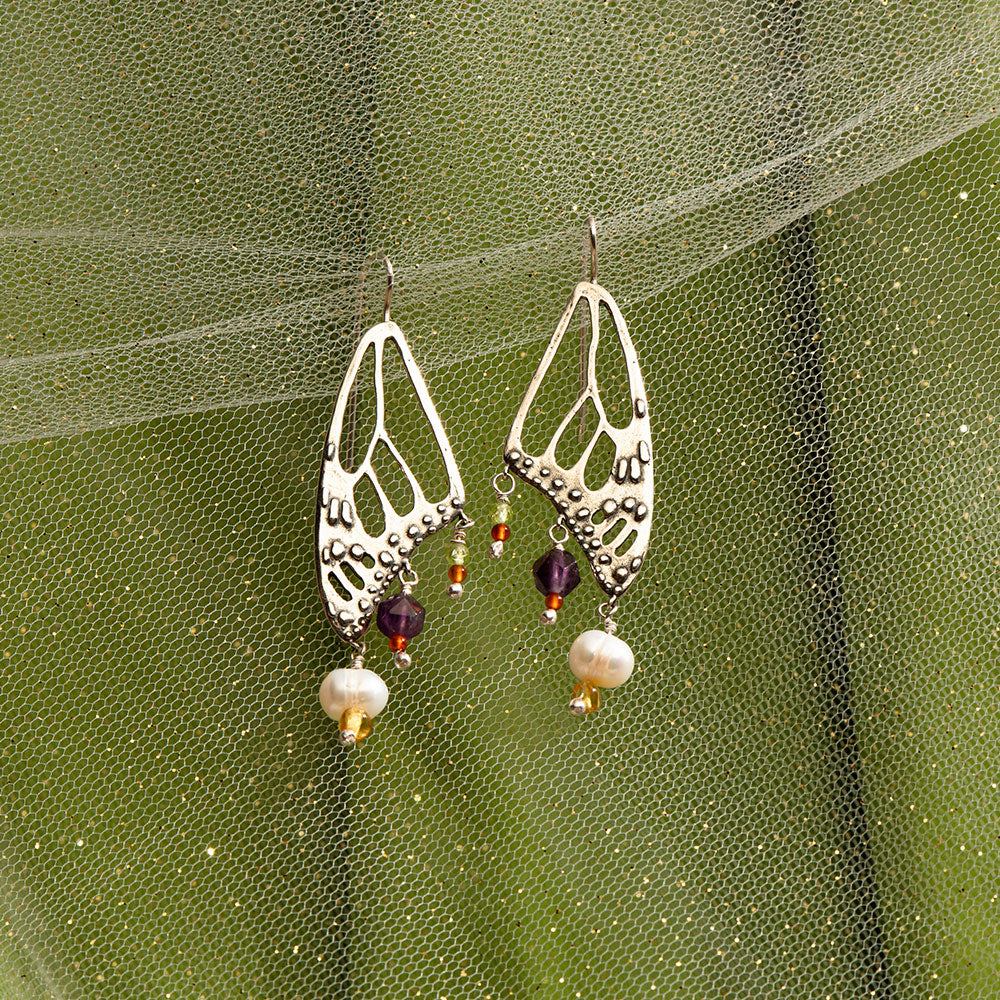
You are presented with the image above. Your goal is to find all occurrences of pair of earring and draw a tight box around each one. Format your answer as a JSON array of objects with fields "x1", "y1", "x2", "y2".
[{"x1": 315, "y1": 220, "x2": 653, "y2": 746}]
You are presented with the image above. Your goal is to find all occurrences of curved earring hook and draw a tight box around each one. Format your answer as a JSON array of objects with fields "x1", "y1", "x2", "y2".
[
  {"x1": 383, "y1": 256, "x2": 394, "y2": 324},
  {"x1": 588, "y1": 217, "x2": 598, "y2": 283}
]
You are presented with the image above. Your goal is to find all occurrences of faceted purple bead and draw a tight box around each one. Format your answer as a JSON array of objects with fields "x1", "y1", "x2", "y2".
[
  {"x1": 532, "y1": 547, "x2": 581, "y2": 597},
  {"x1": 376, "y1": 592, "x2": 426, "y2": 639}
]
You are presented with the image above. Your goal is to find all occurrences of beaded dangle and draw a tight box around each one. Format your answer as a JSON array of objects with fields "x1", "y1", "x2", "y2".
[
  {"x1": 500, "y1": 219, "x2": 653, "y2": 714},
  {"x1": 446, "y1": 521, "x2": 470, "y2": 598},
  {"x1": 487, "y1": 470, "x2": 515, "y2": 559},
  {"x1": 315, "y1": 258, "x2": 468, "y2": 745},
  {"x1": 533, "y1": 518, "x2": 581, "y2": 626},
  {"x1": 375, "y1": 561, "x2": 424, "y2": 669}
]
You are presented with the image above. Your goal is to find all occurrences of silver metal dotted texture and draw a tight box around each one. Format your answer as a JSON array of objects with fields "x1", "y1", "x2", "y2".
[
  {"x1": 316, "y1": 320, "x2": 466, "y2": 642},
  {"x1": 0, "y1": 4, "x2": 999, "y2": 1000},
  {"x1": 505, "y1": 280, "x2": 653, "y2": 599}
]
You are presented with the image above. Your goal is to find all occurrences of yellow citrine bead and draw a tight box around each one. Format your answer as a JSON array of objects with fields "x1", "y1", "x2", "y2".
[
  {"x1": 569, "y1": 680, "x2": 601, "y2": 715},
  {"x1": 491, "y1": 502, "x2": 510, "y2": 524},
  {"x1": 449, "y1": 543, "x2": 469, "y2": 565},
  {"x1": 339, "y1": 707, "x2": 374, "y2": 745}
]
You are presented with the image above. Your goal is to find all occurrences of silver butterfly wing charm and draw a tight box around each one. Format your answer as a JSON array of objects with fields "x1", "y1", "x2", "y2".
[
  {"x1": 504, "y1": 279, "x2": 653, "y2": 598},
  {"x1": 316, "y1": 320, "x2": 466, "y2": 642}
]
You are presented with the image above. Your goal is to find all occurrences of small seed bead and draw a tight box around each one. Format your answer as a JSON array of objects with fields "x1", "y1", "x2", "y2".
[
  {"x1": 545, "y1": 592, "x2": 563, "y2": 610},
  {"x1": 388, "y1": 634, "x2": 408, "y2": 652}
]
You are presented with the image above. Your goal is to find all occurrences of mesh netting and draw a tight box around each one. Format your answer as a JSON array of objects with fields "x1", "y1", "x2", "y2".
[{"x1": 1, "y1": 2, "x2": 998, "y2": 998}]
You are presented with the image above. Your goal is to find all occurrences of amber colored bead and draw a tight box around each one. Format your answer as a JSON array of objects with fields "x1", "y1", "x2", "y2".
[
  {"x1": 388, "y1": 634, "x2": 408, "y2": 652},
  {"x1": 545, "y1": 592, "x2": 563, "y2": 611},
  {"x1": 572, "y1": 680, "x2": 602, "y2": 714},
  {"x1": 448, "y1": 564, "x2": 467, "y2": 583},
  {"x1": 339, "y1": 707, "x2": 374, "y2": 743},
  {"x1": 491, "y1": 523, "x2": 511, "y2": 542}
]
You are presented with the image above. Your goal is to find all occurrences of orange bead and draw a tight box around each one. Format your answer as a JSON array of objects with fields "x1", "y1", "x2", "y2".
[
  {"x1": 388, "y1": 634, "x2": 408, "y2": 652},
  {"x1": 448, "y1": 564, "x2": 467, "y2": 583},
  {"x1": 491, "y1": 523, "x2": 511, "y2": 542},
  {"x1": 545, "y1": 593, "x2": 563, "y2": 611}
]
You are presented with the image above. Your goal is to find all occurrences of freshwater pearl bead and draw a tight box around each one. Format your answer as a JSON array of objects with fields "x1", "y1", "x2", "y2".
[
  {"x1": 319, "y1": 667, "x2": 389, "y2": 721},
  {"x1": 568, "y1": 630, "x2": 634, "y2": 688}
]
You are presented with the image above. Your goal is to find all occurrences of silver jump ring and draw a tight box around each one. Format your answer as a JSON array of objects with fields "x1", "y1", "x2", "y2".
[
  {"x1": 597, "y1": 601, "x2": 619, "y2": 634},
  {"x1": 399, "y1": 559, "x2": 419, "y2": 587},
  {"x1": 597, "y1": 595, "x2": 619, "y2": 619},
  {"x1": 548, "y1": 517, "x2": 570, "y2": 546},
  {"x1": 492, "y1": 470, "x2": 515, "y2": 497}
]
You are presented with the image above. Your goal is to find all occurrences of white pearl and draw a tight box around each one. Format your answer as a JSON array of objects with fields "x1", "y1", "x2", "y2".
[
  {"x1": 319, "y1": 667, "x2": 389, "y2": 721},
  {"x1": 568, "y1": 630, "x2": 634, "y2": 688}
]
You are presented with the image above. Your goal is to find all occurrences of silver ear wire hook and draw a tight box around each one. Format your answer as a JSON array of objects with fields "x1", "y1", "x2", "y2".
[
  {"x1": 317, "y1": 251, "x2": 466, "y2": 644},
  {"x1": 503, "y1": 214, "x2": 652, "y2": 600},
  {"x1": 588, "y1": 217, "x2": 597, "y2": 283},
  {"x1": 383, "y1": 256, "x2": 394, "y2": 324}
]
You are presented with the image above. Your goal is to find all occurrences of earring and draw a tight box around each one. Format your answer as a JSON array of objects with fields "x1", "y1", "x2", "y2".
[
  {"x1": 316, "y1": 258, "x2": 470, "y2": 745},
  {"x1": 494, "y1": 218, "x2": 653, "y2": 714}
]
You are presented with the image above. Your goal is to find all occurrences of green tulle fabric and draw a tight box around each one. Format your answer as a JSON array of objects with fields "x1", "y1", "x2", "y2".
[{"x1": 1, "y1": 3, "x2": 998, "y2": 998}]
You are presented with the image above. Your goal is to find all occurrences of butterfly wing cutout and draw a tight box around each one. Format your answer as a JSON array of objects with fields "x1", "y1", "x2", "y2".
[
  {"x1": 316, "y1": 320, "x2": 466, "y2": 642},
  {"x1": 504, "y1": 281, "x2": 653, "y2": 598}
]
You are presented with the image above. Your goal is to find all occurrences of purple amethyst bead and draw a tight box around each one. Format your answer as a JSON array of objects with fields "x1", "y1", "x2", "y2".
[
  {"x1": 532, "y1": 547, "x2": 581, "y2": 597},
  {"x1": 376, "y1": 592, "x2": 426, "y2": 639}
]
